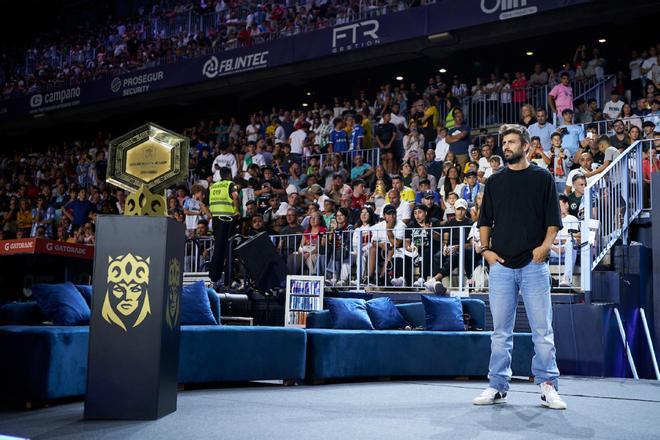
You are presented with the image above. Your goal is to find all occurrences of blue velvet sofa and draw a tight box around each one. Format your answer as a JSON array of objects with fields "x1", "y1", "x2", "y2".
[
  {"x1": 0, "y1": 288, "x2": 306, "y2": 404},
  {"x1": 304, "y1": 299, "x2": 534, "y2": 381}
]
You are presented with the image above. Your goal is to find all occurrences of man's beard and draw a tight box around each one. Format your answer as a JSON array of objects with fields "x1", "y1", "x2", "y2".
[{"x1": 505, "y1": 149, "x2": 525, "y2": 164}]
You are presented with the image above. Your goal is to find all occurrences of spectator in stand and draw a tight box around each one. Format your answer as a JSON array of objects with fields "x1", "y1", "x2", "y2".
[
  {"x1": 609, "y1": 119, "x2": 631, "y2": 151},
  {"x1": 519, "y1": 104, "x2": 536, "y2": 128},
  {"x1": 583, "y1": 136, "x2": 621, "y2": 179},
  {"x1": 63, "y1": 188, "x2": 95, "y2": 228},
  {"x1": 512, "y1": 72, "x2": 528, "y2": 120},
  {"x1": 446, "y1": 109, "x2": 471, "y2": 168},
  {"x1": 557, "y1": 108, "x2": 586, "y2": 163},
  {"x1": 552, "y1": 194, "x2": 580, "y2": 287},
  {"x1": 565, "y1": 151, "x2": 599, "y2": 194},
  {"x1": 376, "y1": 111, "x2": 397, "y2": 174},
  {"x1": 603, "y1": 92, "x2": 625, "y2": 120},
  {"x1": 641, "y1": 47, "x2": 658, "y2": 91},
  {"x1": 402, "y1": 121, "x2": 425, "y2": 167},
  {"x1": 288, "y1": 122, "x2": 308, "y2": 164},
  {"x1": 528, "y1": 136, "x2": 551, "y2": 170},
  {"x1": 548, "y1": 72, "x2": 573, "y2": 122},
  {"x1": 528, "y1": 108, "x2": 556, "y2": 152}
]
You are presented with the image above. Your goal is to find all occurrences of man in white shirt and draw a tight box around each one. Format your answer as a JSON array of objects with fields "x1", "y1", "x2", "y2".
[
  {"x1": 629, "y1": 50, "x2": 643, "y2": 100},
  {"x1": 288, "y1": 122, "x2": 308, "y2": 161},
  {"x1": 212, "y1": 145, "x2": 238, "y2": 180},
  {"x1": 434, "y1": 127, "x2": 449, "y2": 161},
  {"x1": 603, "y1": 92, "x2": 624, "y2": 120},
  {"x1": 551, "y1": 195, "x2": 580, "y2": 287},
  {"x1": 565, "y1": 151, "x2": 599, "y2": 194},
  {"x1": 245, "y1": 115, "x2": 261, "y2": 143},
  {"x1": 369, "y1": 204, "x2": 406, "y2": 283},
  {"x1": 641, "y1": 47, "x2": 658, "y2": 86},
  {"x1": 527, "y1": 108, "x2": 556, "y2": 151}
]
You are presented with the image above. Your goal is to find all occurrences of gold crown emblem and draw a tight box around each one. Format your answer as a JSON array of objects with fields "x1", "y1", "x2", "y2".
[
  {"x1": 107, "y1": 253, "x2": 150, "y2": 284},
  {"x1": 168, "y1": 258, "x2": 181, "y2": 288}
]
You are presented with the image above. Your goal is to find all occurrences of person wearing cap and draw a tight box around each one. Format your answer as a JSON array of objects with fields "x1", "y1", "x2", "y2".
[
  {"x1": 642, "y1": 119, "x2": 657, "y2": 140},
  {"x1": 369, "y1": 204, "x2": 406, "y2": 285},
  {"x1": 424, "y1": 198, "x2": 474, "y2": 292},
  {"x1": 474, "y1": 124, "x2": 565, "y2": 409},
  {"x1": 643, "y1": 98, "x2": 660, "y2": 133},
  {"x1": 557, "y1": 108, "x2": 585, "y2": 160},
  {"x1": 548, "y1": 71, "x2": 573, "y2": 122},
  {"x1": 421, "y1": 190, "x2": 444, "y2": 222}
]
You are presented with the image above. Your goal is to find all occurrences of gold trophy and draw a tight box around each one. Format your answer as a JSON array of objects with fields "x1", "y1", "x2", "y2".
[{"x1": 107, "y1": 123, "x2": 189, "y2": 215}]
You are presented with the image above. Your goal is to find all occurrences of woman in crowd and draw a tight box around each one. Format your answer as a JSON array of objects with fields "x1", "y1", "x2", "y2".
[
  {"x1": 399, "y1": 162, "x2": 414, "y2": 187},
  {"x1": 325, "y1": 207, "x2": 354, "y2": 285},
  {"x1": 620, "y1": 103, "x2": 642, "y2": 130},
  {"x1": 519, "y1": 103, "x2": 537, "y2": 127},
  {"x1": 299, "y1": 211, "x2": 327, "y2": 275},
  {"x1": 352, "y1": 206, "x2": 377, "y2": 282},
  {"x1": 440, "y1": 165, "x2": 462, "y2": 200}
]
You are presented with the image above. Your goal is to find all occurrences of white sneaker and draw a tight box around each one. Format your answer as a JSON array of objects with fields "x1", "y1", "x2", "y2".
[
  {"x1": 559, "y1": 276, "x2": 571, "y2": 287},
  {"x1": 540, "y1": 382, "x2": 567, "y2": 410},
  {"x1": 473, "y1": 387, "x2": 507, "y2": 405},
  {"x1": 424, "y1": 278, "x2": 437, "y2": 293},
  {"x1": 412, "y1": 277, "x2": 425, "y2": 288},
  {"x1": 391, "y1": 277, "x2": 405, "y2": 287}
]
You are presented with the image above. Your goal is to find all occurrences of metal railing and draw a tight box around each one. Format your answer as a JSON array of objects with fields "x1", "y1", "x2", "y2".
[
  {"x1": 261, "y1": 224, "x2": 580, "y2": 293},
  {"x1": 462, "y1": 78, "x2": 606, "y2": 129},
  {"x1": 184, "y1": 236, "x2": 214, "y2": 272},
  {"x1": 580, "y1": 139, "x2": 656, "y2": 291},
  {"x1": 304, "y1": 148, "x2": 381, "y2": 176}
]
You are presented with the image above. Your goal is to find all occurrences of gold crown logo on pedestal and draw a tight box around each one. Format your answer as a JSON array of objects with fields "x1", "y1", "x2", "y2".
[{"x1": 125, "y1": 185, "x2": 166, "y2": 216}]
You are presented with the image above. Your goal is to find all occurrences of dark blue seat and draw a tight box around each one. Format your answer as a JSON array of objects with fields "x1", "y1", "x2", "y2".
[
  {"x1": 0, "y1": 288, "x2": 306, "y2": 403},
  {"x1": 304, "y1": 299, "x2": 534, "y2": 381}
]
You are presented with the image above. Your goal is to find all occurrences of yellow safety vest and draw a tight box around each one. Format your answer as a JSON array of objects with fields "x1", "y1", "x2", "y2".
[{"x1": 209, "y1": 180, "x2": 236, "y2": 217}]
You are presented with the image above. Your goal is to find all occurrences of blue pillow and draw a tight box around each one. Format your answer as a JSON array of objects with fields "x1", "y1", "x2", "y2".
[
  {"x1": 181, "y1": 281, "x2": 217, "y2": 325},
  {"x1": 366, "y1": 297, "x2": 408, "y2": 330},
  {"x1": 32, "y1": 282, "x2": 91, "y2": 326},
  {"x1": 74, "y1": 285, "x2": 93, "y2": 307},
  {"x1": 326, "y1": 298, "x2": 374, "y2": 330},
  {"x1": 421, "y1": 295, "x2": 465, "y2": 331}
]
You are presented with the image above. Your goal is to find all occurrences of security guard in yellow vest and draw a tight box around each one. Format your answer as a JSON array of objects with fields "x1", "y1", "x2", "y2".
[{"x1": 208, "y1": 167, "x2": 240, "y2": 287}]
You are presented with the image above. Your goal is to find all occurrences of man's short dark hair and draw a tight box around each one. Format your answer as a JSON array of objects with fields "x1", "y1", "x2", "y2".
[
  {"x1": 572, "y1": 174, "x2": 587, "y2": 184},
  {"x1": 531, "y1": 136, "x2": 541, "y2": 143},
  {"x1": 558, "y1": 194, "x2": 570, "y2": 204},
  {"x1": 587, "y1": 98, "x2": 597, "y2": 105},
  {"x1": 535, "y1": 107, "x2": 546, "y2": 114}
]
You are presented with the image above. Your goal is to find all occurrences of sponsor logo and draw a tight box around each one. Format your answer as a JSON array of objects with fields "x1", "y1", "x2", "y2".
[
  {"x1": 111, "y1": 71, "x2": 164, "y2": 96},
  {"x1": 3, "y1": 240, "x2": 35, "y2": 251},
  {"x1": 28, "y1": 87, "x2": 81, "y2": 113},
  {"x1": 102, "y1": 254, "x2": 152, "y2": 331},
  {"x1": 332, "y1": 19, "x2": 380, "y2": 53},
  {"x1": 202, "y1": 51, "x2": 269, "y2": 79},
  {"x1": 111, "y1": 77, "x2": 122, "y2": 93},
  {"x1": 30, "y1": 94, "x2": 43, "y2": 108},
  {"x1": 480, "y1": 0, "x2": 537, "y2": 20}
]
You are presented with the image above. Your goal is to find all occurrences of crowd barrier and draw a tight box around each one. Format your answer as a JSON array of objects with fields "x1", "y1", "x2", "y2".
[
  {"x1": 181, "y1": 223, "x2": 581, "y2": 293},
  {"x1": 302, "y1": 148, "x2": 381, "y2": 174}
]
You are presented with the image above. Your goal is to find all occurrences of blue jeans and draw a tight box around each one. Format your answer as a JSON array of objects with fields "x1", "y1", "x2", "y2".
[{"x1": 487, "y1": 260, "x2": 559, "y2": 392}]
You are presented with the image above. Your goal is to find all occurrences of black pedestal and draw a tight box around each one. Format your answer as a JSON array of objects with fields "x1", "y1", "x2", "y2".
[{"x1": 85, "y1": 215, "x2": 185, "y2": 420}]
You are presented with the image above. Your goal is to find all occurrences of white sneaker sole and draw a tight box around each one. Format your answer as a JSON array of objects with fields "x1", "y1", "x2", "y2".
[
  {"x1": 473, "y1": 397, "x2": 507, "y2": 405},
  {"x1": 541, "y1": 399, "x2": 567, "y2": 410}
]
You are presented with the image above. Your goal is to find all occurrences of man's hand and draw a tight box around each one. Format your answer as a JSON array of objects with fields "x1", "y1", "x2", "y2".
[
  {"x1": 483, "y1": 250, "x2": 504, "y2": 266},
  {"x1": 532, "y1": 244, "x2": 550, "y2": 263}
]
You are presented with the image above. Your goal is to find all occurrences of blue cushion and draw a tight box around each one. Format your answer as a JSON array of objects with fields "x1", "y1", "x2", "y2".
[
  {"x1": 325, "y1": 298, "x2": 374, "y2": 330},
  {"x1": 181, "y1": 281, "x2": 217, "y2": 325},
  {"x1": 421, "y1": 295, "x2": 465, "y2": 331},
  {"x1": 74, "y1": 285, "x2": 93, "y2": 307},
  {"x1": 31, "y1": 282, "x2": 91, "y2": 326},
  {"x1": 366, "y1": 297, "x2": 409, "y2": 330}
]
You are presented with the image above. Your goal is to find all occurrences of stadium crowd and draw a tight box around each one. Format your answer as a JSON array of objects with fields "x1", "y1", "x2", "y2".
[
  {"x1": 1, "y1": 40, "x2": 659, "y2": 288},
  {"x1": 1, "y1": 0, "x2": 413, "y2": 99}
]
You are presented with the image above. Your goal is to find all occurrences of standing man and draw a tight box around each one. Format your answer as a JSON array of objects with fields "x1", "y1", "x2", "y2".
[
  {"x1": 527, "y1": 108, "x2": 556, "y2": 152},
  {"x1": 208, "y1": 167, "x2": 240, "y2": 289},
  {"x1": 474, "y1": 124, "x2": 566, "y2": 410}
]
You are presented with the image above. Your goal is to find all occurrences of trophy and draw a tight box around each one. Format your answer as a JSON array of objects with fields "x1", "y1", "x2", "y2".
[
  {"x1": 86, "y1": 123, "x2": 188, "y2": 420},
  {"x1": 106, "y1": 122, "x2": 189, "y2": 215}
]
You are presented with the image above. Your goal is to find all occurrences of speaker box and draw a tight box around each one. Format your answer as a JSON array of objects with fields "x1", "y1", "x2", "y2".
[{"x1": 234, "y1": 232, "x2": 287, "y2": 291}]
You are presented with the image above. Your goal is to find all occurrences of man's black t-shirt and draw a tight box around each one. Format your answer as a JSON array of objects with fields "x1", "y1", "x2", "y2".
[
  {"x1": 444, "y1": 218, "x2": 473, "y2": 246},
  {"x1": 478, "y1": 163, "x2": 562, "y2": 268},
  {"x1": 405, "y1": 219, "x2": 441, "y2": 250},
  {"x1": 567, "y1": 192, "x2": 583, "y2": 219},
  {"x1": 375, "y1": 123, "x2": 396, "y2": 147}
]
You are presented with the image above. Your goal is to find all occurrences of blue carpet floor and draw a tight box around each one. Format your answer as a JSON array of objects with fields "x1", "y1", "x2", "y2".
[{"x1": 1, "y1": 376, "x2": 659, "y2": 440}]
